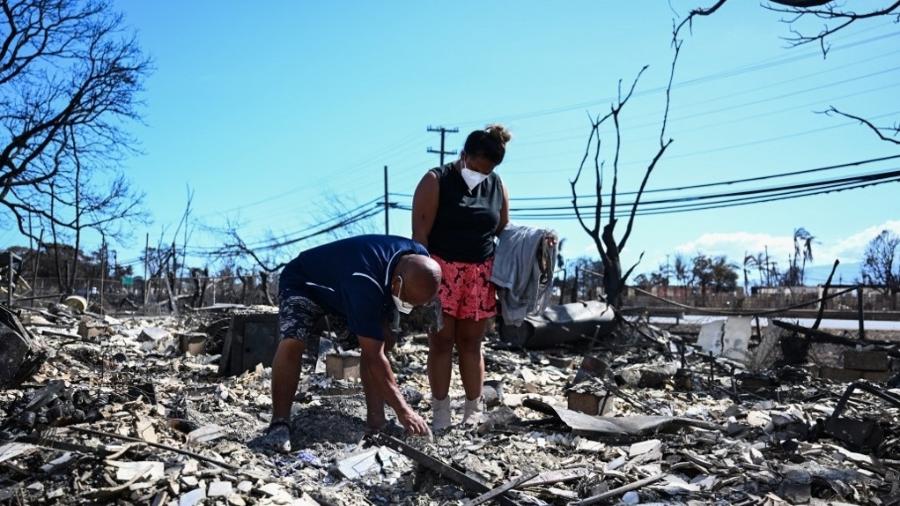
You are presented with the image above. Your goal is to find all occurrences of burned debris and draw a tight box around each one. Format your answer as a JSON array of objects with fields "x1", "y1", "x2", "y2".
[{"x1": 0, "y1": 296, "x2": 898, "y2": 505}]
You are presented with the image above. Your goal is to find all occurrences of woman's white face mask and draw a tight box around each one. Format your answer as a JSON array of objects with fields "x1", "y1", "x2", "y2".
[{"x1": 461, "y1": 162, "x2": 488, "y2": 191}]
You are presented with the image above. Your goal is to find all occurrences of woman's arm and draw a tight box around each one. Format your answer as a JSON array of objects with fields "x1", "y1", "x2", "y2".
[
  {"x1": 412, "y1": 171, "x2": 439, "y2": 247},
  {"x1": 496, "y1": 177, "x2": 510, "y2": 234}
]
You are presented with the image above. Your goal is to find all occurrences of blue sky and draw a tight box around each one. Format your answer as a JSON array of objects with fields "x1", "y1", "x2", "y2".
[{"x1": 3, "y1": 1, "x2": 898, "y2": 283}]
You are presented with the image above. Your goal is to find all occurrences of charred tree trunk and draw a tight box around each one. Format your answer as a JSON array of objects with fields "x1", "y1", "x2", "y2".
[{"x1": 260, "y1": 271, "x2": 274, "y2": 306}]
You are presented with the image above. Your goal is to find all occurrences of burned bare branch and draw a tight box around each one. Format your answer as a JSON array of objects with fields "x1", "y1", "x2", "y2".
[
  {"x1": 673, "y1": 0, "x2": 729, "y2": 40},
  {"x1": 0, "y1": 0, "x2": 150, "y2": 250},
  {"x1": 764, "y1": 0, "x2": 900, "y2": 55},
  {"x1": 821, "y1": 106, "x2": 900, "y2": 145}
]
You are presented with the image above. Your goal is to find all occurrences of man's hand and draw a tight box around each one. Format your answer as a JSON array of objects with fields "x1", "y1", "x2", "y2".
[
  {"x1": 397, "y1": 408, "x2": 430, "y2": 436},
  {"x1": 358, "y1": 336, "x2": 431, "y2": 437}
]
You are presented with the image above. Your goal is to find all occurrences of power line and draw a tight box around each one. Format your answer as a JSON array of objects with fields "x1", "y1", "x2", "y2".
[
  {"x1": 449, "y1": 28, "x2": 900, "y2": 126},
  {"x1": 509, "y1": 73, "x2": 900, "y2": 160},
  {"x1": 187, "y1": 32, "x2": 900, "y2": 229},
  {"x1": 515, "y1": 48, "x2": 900, "y2": 147},
  {"x1": 502, "y1": 175, "x2": 900, "y2": 219},
  {"x1": 506, "y1": 170, "x2": 900, "y2": 217},
  {"x1": 392, "y1": 153, "x2": 900, "y2": 202},
  {"x1": 193, "y1": 132, "x2": 426, "y2": 221},
  {"x1": 189, "y1": 197, "x2": 384, "y2": 252},
  {"x1": 512, "y1": 109, "x2": 900, "y2": 167},
  {"x1": 389, "y1": 167, "x2": 900, "y2": 218},
  {"x1": 206, "y1": 204, "x2": 384, "y2": 254}
]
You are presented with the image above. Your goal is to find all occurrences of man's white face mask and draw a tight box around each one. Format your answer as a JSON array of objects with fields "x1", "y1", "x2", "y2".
[
  {"x1": 460, "y1": 161, "x2": 489, "y2": 191},
  {"x1": 393, "y1": 276, "x2": 414, "y2": 314}
]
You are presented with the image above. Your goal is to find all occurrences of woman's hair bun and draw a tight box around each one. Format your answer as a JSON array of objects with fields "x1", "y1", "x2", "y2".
[{"x1": 485, "y1": 124, "x2": 512, "y2": 145}]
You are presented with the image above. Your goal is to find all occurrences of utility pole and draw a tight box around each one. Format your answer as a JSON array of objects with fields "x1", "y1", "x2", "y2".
[
  {"x1": 427, "y1": 126, "x2": 459, "y2": 167},
  {"x1": 99, "y1": 238, "x2": 106, "y2": 314},
  {"x1": 143, "y1": 233, "x2": 149, "y2": 304},
  {"x1": 7, "y1": 250, "x2": 13, "y2": 307},
  {"x1": 33, "y1": 229, "x2": 43, "y2": 308},
  {"x1": 171, "y1": 242, "x2": 177, "y2": 295},
  {"x1": 666, "y1": 254, "x2": 671, "y2": 286},
  {"x1": 383, "y1": 165, "x2": 390, "y2": 235}
]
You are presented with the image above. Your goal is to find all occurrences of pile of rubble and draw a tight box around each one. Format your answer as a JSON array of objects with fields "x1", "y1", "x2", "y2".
[{"x1": 1, "y1": 300, "x2": 899, "y2": 505}]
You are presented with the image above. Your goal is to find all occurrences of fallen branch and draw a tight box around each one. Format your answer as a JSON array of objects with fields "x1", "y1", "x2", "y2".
[
  {"x1": 813, "y1": 259, "x2": 840, "y2": 330},
  {"x1": 570, "y1": 473, "x2": 665, "y2": 505},
  {"x1": 463, "y1": 471, "x2": 539, "y2": 506},
  {"x1": 369, "y1": 433, "x2": 521, "y2": 506},
  {"x1": 68, "y1": 426, "x2": 237, "y2": 471}
]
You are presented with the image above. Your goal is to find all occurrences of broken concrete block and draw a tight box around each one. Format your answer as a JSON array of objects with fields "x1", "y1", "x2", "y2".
[
  {"x1": 187, "y1": 424, "x2": 226, "y2": 444},
  {"x1": 139, "y1": 326, "x2": 171, "y2": 342},
  {"x1": 628, "y1": 438, "x2": 662, "y2": 458},
  {"x1": 77, "y1": 321, "x2": 108, "y2": 339},
  {"x1": 698, "y1": 317, "x2": 752, "y2": 363},
  {"x1": 566, "y1": 390, "x2": 615, "y2": 416},
  {"x1": 697, "y1": 320, "x2": 725, "y2": 354},
  {"x1": 819, "y1": 367, "x2": 863, "y2": 382},
  {"x1": 617, "y1": 363, "x2": 678, "y2": 388},
  {"x1": 178, "y1": 332, "x2": 208, "y2": 355},
  {"x1": 22, "y1": 314, "x2": 52, "y2": 326},
  {"x1": 325, "y1": 352, "x2": 361, "y2": 380},
  {"x1": 748, "y1": 325, "x2": 785, "y2": 372},
  {"x1": 135, "y1": 419, "x2": 158, "y2": 444},
  {"x1": 108, "y1": 460, "x2": 165, "y2": 481},
  {"x1": 336, "y1": 446, "x2": 403, "y2": 479},
  {"x1": 179, "y1": 486, "x2": 206, "y2": 506},
  {"x1": 842, "y1": 350, "x2": 889, "y2": 371},
  {"x1": 622, "y1": 491, "x2": 640, "y2": 505},
  {"x1": 208, "y1": 481, "x2": 232, "y2": 497}
]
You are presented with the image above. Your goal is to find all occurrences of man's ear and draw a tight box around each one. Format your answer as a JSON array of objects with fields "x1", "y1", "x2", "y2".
[{"x1": 389, "y1": 274, "x2": 400, "y2": 295}]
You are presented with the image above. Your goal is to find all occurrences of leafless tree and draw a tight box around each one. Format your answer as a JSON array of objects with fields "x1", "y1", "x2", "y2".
[
  {"x1": 214, "y1": 222, "x2": 286, "y2": 305},
  {"x1": 569, "y1": 6, "x2": 702, "y2": 308},
  {"x1": 861, "y1": 229, "x2": 899, "y2": 309},
  {"x1": 0, "y1": 0, "x2": 150, "y2": 243},
  {"x1": 43, "y1": 128, "x2": 145, "y2": 293}
]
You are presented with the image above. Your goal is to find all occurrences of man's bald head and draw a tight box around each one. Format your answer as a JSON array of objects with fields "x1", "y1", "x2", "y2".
[{"x1": 392, "y1": 254, "x2": 442, "y2": 306}]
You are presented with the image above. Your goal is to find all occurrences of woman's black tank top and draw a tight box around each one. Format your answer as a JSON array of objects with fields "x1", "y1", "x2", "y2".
[{"x1": 427, "y1": 163, "x2": 503, "y2": 263}]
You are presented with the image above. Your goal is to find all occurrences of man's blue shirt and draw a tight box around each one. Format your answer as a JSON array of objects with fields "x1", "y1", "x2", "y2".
[{"x1": 279, "y1": 235, "x2": 428, "y2": 340}]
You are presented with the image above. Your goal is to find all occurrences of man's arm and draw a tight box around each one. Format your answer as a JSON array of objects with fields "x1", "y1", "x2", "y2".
[{"x1": 358, "y1": 336, "x2": 429, "y2": 435}]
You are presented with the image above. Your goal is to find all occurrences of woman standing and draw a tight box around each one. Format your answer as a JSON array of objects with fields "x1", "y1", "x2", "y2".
[{"x1": 412, "y1": 124, "x2": 511, "y2": 431}]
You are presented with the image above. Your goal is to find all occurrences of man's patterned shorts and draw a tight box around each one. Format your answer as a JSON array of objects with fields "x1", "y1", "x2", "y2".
[{"x1": 278, "y1": 293, "x2": 356, "y2": 349}]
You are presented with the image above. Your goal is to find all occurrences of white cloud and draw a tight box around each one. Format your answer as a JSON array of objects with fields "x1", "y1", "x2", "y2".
[
  {"x1": 672, "y1": 220, "x2": 900, "y2": 266},
  {"x1": 818, "y1": 220, "x2": 900, "y2": 263},
  {"x1": 674, "y1": 231, "x2": 794, "y2": 261}
]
